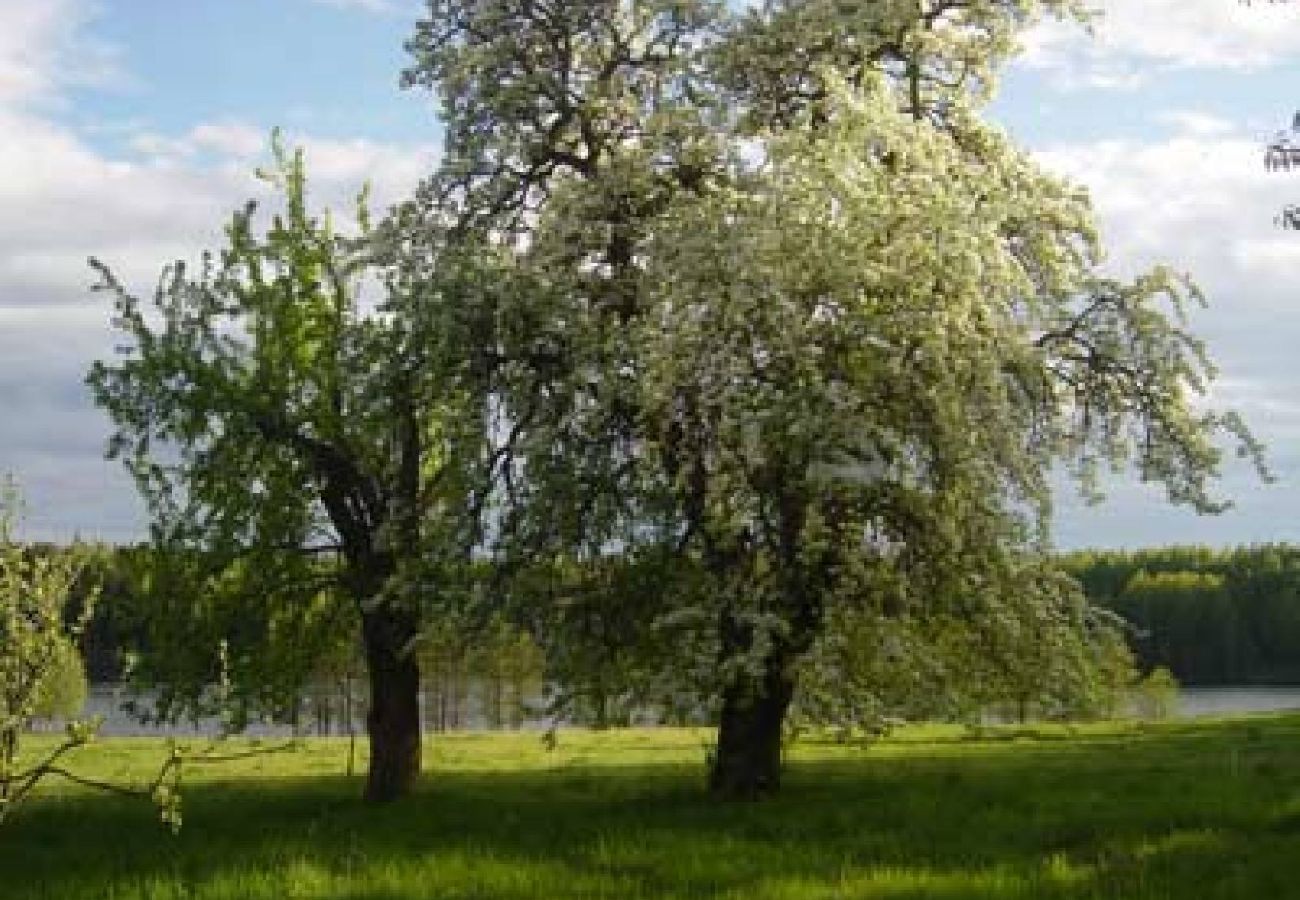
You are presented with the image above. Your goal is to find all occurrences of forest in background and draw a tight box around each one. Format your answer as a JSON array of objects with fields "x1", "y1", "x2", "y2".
[
  {"x1": 32, "y1": 542, "x2": 1300, "y2": 716},
  {"x1": 28, "y1": 545, "x2": 547, "y2": 733},
  {"x1": 1063, "y1": 545, "x2": 1300, "y2": 685}
]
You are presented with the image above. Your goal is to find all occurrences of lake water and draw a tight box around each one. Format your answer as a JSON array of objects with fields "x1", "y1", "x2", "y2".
[
  {"x1": 1177, "y1": 686, "x2": 1300, "y2": 718},
  {"x1": 34, "y1": 683, "x2": 1300, "y2": 737},
  {"x1": 69, "y1": 683, "x2": 550, "y2": 738}
]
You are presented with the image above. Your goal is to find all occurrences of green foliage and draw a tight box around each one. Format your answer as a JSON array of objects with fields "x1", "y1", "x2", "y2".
[
  {"x1": 80, "y1": 0, "x2": 1268, "y2": 803},
  {"x1": 513, "y1": 549, "x2": 717, "y2": 729},
  {"x1": 792, "y1": 558, "x2": 1139, "y2": 734},
  {"x1": 1063, "y1": 546, "x2": 1300, "y2": 685},
  {"x1": 401, "y1": 0, "x2": 1262, "y2": 792},
  {"x1": 1078, "y1": 621, "x2": 1141, "y2": 721},
  {"x1": 1132, "y1": 666, "x2": 1180, "y2": 721},
  {"x1": 88, "y1": 142, "x2": 351, "y2": 723},
  {"x1": 0, "y1": 481, "x2": 271, "y2": 832},
  {"x1": 0, "y1": 479, "x2": 100, "y2": 820},
  {"x1": 86, "y1": 132, "x2": 500, "y2": 798},
  {"x1": 87, "y1": 139, "x2": 377, "y2": 725},
  {"x1": 32, "y1": 641, "x2": 88, "y2": 721}
]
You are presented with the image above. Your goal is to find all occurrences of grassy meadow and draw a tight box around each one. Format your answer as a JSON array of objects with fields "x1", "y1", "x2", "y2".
[{"x1": 3, "y1": 716, "x2": 1300, "y2": 899}]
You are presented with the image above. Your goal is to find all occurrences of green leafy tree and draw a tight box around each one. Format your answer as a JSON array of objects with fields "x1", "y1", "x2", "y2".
[
  {"x1": 87, "y1": 138, "x2": 491, "y2": 802},
  {"x1": 1132, "y1": 665, "x2": 1180, "y2": 720},
  {"x1": 524, "y1": 550, "x2": 710, "y2": 729},
  {"x1": 32, "y1": 640, "x2": 88, "y2": 722},
  {"x1": 793, "y1": 554, "x2": 1136, "y2": 733},
  {"x1": 0, "y1": 482, "x2": 100, "y2": 803},
  {"x1": 0, "y1": 484, "x2": 174, "y2": 829},
  {"x1": 403, "y1": 0, "x2": 1263, "y2": 797}
]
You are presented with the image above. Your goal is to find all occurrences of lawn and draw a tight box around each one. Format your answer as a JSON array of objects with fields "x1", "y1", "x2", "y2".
[{"x1": 3, "y1": 716, "x2": 1300, "y2": 899}]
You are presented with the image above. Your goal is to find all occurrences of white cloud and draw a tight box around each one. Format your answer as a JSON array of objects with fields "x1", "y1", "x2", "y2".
[
  {"x1": 309, "y1": 0, "x2": 400, "y2": 13},
  {"x1": 1156, "y1": 110, "x2": 1238, "y2": 138},
  {"x1": 0, "y1": 0, "x2": 436, "y2": 541},
  {"x1": 123, "y1": 120, "x2": 437, "y2": 210},
  {"x1": 1019, "y1": 0, "x2": 1300, "y2": 88},
  {"x1": 124, "y1": 121, "x2": 275, "y2": 165},
  {"x1": 0, "y1": 114, "x2": 435, "y2": 538},
  {"x1": 1034, "y1": 130, "x2": 1300, "y2": 546},
  {"x1": 0, "y1": 0, "x2": 128, "y2": 107},
  {"x1": 1034, "y1": 135, "x2": 1298, "y2": 277}
]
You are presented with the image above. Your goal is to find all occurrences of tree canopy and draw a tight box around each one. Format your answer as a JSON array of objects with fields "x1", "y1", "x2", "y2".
[
  {"x1": 87, "y1": 138, "x2": 495, "y2": 801},
  {"x1": 86, "y1": 0, "x2": 1267, "y2": 803},
  {"x1": 400, "y1": 0, "x2": 1263, "y2": 796}
]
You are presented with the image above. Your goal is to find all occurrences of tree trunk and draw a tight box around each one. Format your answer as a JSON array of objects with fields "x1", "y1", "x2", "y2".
[
  {"x1": 709, "y1": 650, "x2": 795, "y2": 800},
  {"x1": 0, "y1": 726, "x2": 16, "y2": 802},
  {"x1": 361, "y1": 609, "x2": 422, "y2": 803}
]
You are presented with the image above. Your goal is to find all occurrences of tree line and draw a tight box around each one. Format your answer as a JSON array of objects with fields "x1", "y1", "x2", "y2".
[
  {"x1": 41, "y1": 538, "x2": 1300, "y2": 732},
  {"x1": 1064, "y1": 545, "x2": 1300, "y2": 686},
  {"x1": 19, "y1": 544, "x2": 547, "y2": 734}
]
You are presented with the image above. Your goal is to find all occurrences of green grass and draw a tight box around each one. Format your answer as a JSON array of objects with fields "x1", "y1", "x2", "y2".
[{"x1": 3, "y1": 716, "x2": 1300, "y2": 898}]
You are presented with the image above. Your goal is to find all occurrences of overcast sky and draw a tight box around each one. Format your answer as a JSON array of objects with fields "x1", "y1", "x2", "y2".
[{"x1": 1, "y1": 0, "x2": 1298, "y2": 548}]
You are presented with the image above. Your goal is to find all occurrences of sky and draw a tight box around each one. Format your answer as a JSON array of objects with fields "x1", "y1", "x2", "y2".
[{"x1": 1, "y1": 0, "x2": 1299, "y2": 549}]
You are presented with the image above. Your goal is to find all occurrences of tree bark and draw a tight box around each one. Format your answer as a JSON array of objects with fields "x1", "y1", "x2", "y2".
[
  {"x1": 709, "y1": 649, "x2": 795, "y2": 800},
  {"x1": 361, "y1": 608, "x2": 422, "y2": 803}
]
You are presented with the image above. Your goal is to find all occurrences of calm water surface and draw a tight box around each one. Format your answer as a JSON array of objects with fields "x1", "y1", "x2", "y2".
[
  {"x1": 1177, "y1": 686, "x2": 1300, "y2": 718},
  {"x1": 51, "y1": 683, "x2": 1300, "y2": 737}
]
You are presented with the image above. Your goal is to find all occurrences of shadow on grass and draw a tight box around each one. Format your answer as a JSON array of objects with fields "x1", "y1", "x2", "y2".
[{"x1": 5, "y1": 715, "x2": 1300, "y2": 899}]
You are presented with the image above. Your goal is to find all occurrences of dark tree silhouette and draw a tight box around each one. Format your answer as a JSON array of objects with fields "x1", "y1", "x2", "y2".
[
  {"x1": 1265, "y1": 112, "x2": 1300, "y2": 229},
  {"x1": 1242, "y1": 0, "x2": 1300, "y2": 227}
]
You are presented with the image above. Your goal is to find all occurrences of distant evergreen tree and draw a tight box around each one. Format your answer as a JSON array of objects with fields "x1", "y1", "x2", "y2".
[{"x1": 1063, "y1": 545, "x2": 1300, "y2": 684}]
